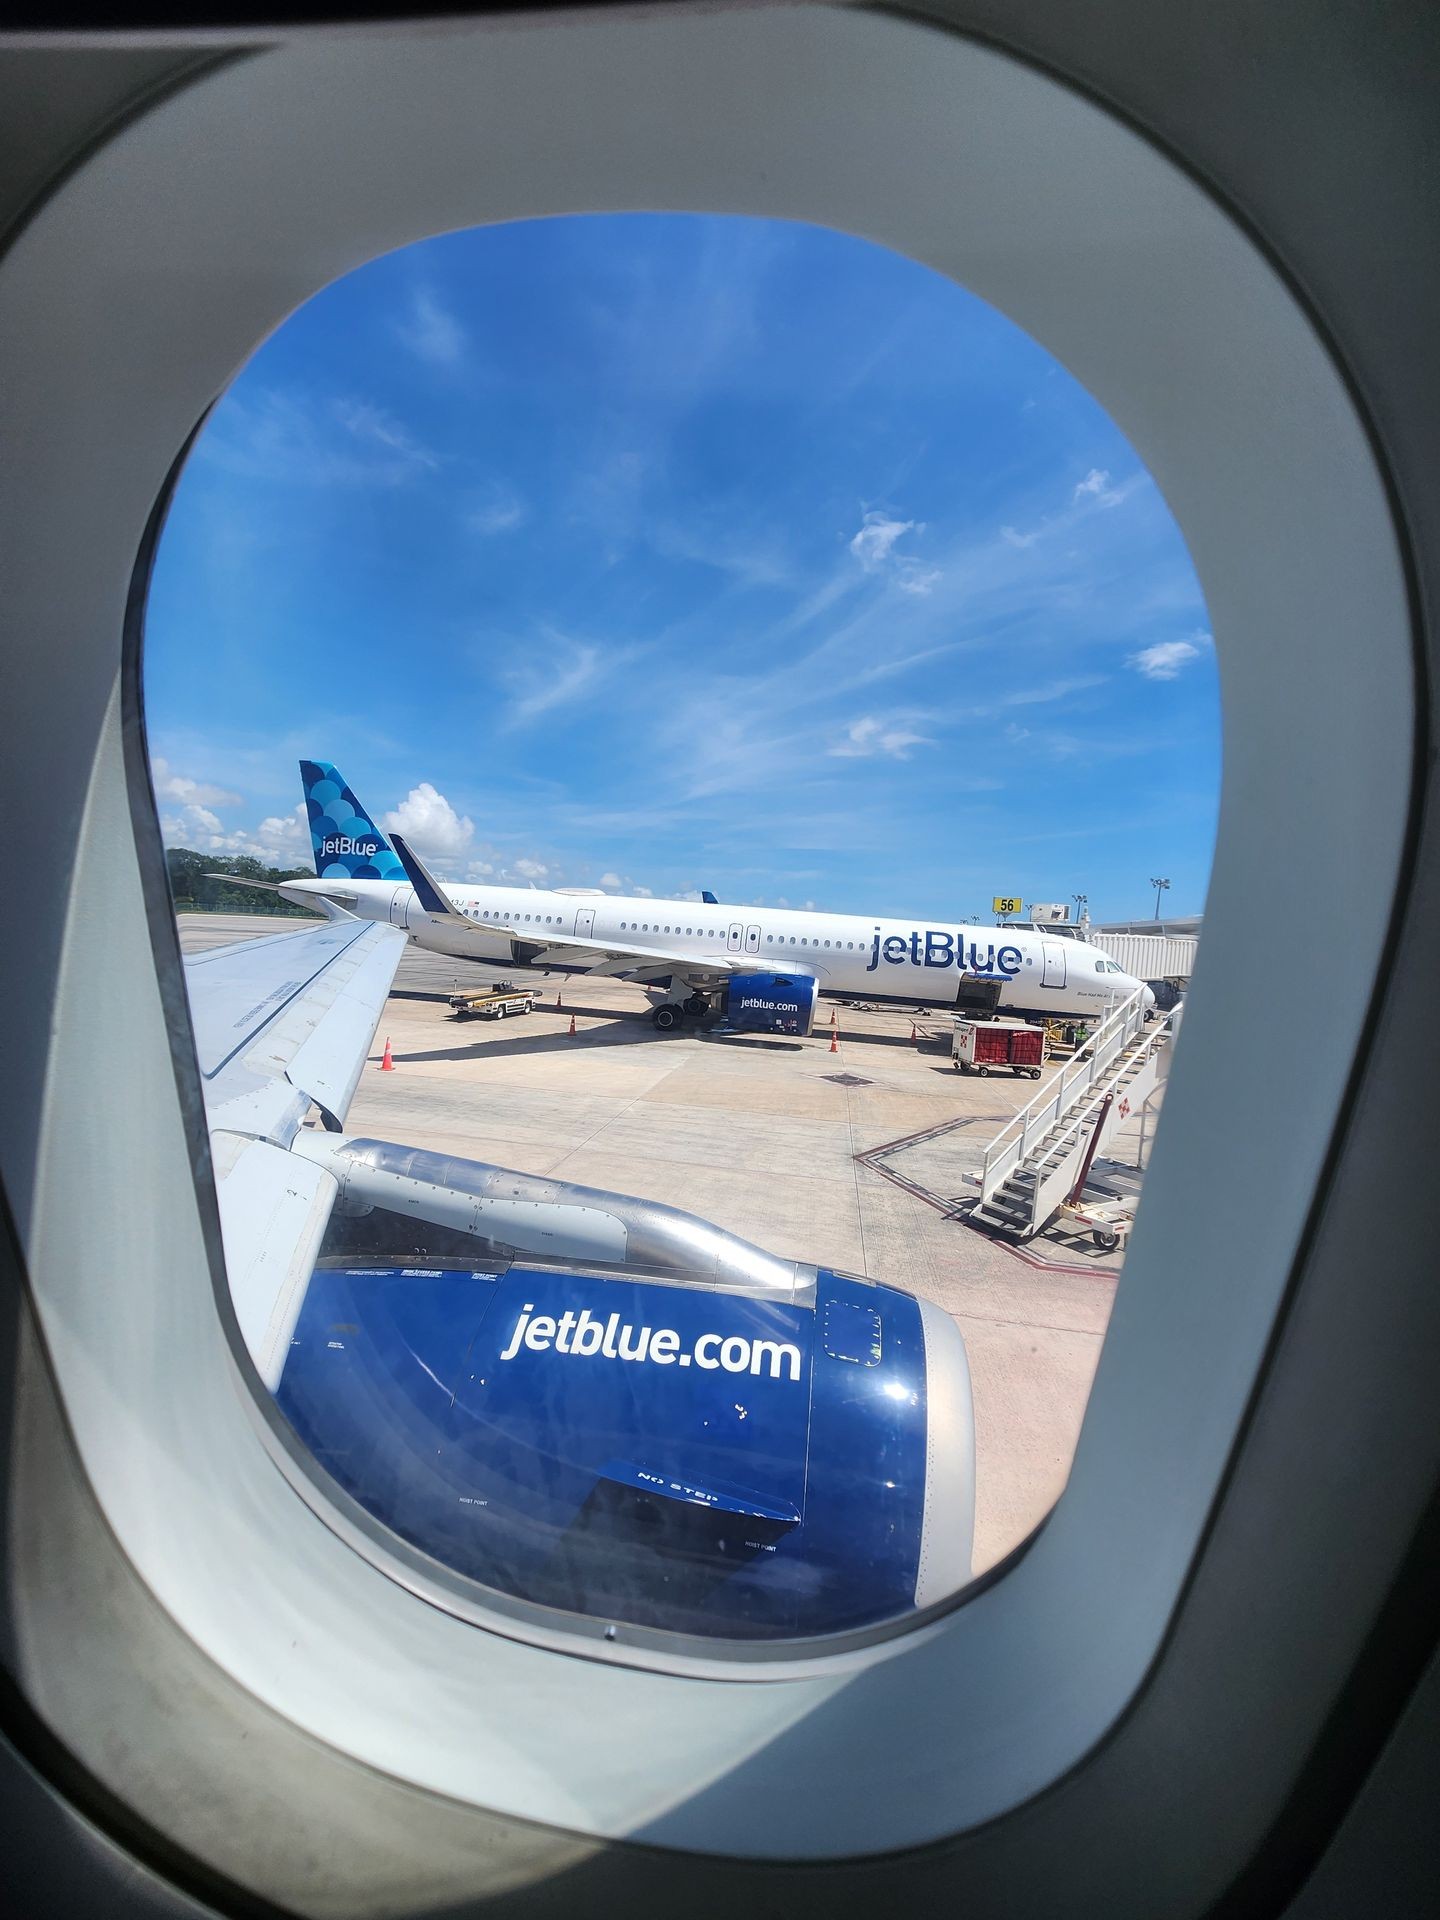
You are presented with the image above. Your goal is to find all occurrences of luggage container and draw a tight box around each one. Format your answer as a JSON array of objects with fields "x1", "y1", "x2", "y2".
[{"x1": 952, "y1": 1016, "x2": 1046, "y2": 1079}]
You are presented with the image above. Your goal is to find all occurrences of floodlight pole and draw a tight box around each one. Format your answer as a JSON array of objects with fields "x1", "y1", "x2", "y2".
[{"x1": 1149, "y1": 876, "x2": 1170, "y2": 921}]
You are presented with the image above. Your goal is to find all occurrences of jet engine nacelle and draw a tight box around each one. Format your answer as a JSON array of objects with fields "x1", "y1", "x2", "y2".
[
  {"x1": 722, "y1": 970, "x2": 818, "y2": 1037},
  {"x1": 277, "y1": 1256, "x2": 974, "y2": 1640}
]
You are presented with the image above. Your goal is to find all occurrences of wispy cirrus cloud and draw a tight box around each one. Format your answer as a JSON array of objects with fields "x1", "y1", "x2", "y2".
[
  {"x1": 502, "y1": 632, "x2": 644, "y2": 729},
  {"x1": 397, "y1": 286, "x2": 466, "y2": 367},
  {"x1": 199, "y1": 389, "x2": 437, "y2": 487},
  {"x1": 468, "y1": 488, "x2": 527, "y2": 535}
]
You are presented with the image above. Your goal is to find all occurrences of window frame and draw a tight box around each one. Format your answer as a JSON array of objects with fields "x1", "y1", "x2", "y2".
[{"x1": 0, "y1": 0, "x2": 1422, "y2": 1876}]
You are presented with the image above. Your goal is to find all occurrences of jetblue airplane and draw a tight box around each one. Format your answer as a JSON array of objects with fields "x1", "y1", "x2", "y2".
[{"x1": 257, "y1": 759, "x2": 1152, "y2": 1032}]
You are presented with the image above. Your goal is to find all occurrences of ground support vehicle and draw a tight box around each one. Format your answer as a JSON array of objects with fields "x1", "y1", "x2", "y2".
[
  {"x1": 1057, "y1": 1193, "x2": 1136, "y2": 1252},
  {"x1": 448, "y1": 983, "x2": 541, "y2": 1020},
  {"x1": 953, "y1": 1016, "x2": 1046, "y2": 1079}
]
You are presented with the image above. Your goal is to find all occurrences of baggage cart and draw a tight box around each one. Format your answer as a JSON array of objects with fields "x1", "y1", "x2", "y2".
[
  {"x1": 952, "y1": 1016, "x2": 1046, "y2": 1079},
  {"x1": 448, "y1": 983, "x2": 541, "y2": 1021}
]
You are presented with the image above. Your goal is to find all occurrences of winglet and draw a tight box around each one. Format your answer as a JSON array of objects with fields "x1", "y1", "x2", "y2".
[
  {"x1": 701, "y1": 889, "x2": 719, "y2": 905},
  {"x1": 390, "y1": 833, "x2": 458, "y2": 919}
]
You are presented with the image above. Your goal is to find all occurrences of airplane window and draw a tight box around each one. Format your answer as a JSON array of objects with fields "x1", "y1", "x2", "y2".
[{"x1": 144, "y1": 208, "x2": 1216, "y2": 1648}]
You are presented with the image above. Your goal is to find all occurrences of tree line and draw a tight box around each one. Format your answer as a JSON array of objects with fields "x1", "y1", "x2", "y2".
[{"x1": 166, "y1": 847, "x2": 318, "y2": 917}]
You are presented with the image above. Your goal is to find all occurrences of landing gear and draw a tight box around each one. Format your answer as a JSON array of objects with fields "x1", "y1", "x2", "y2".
[
  {"x1": 683, "y1": 993, "x2": 710, "y2": 1018},
  {"x1": 652, "y1": 1003, "x2": 683, "y2": 1032}
]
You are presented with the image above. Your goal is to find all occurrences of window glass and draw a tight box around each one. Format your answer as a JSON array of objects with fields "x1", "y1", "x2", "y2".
[{"x1": 147, "y1": 210, "x2": 1216, "y2": 1646}]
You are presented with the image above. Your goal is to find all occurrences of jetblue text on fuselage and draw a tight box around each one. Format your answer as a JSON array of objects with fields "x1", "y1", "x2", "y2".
[
  {"x1": 865, "y1": 928, "x2": 1024, "y2": 975},
  {"x1": 320, "y1": 835, "x2": 382, "y2": 859}
]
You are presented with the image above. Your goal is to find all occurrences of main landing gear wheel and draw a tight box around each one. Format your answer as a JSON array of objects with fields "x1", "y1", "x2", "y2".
[
  {"x1": 652, "y1": 1003, "x2": 683, "y2": 1032},
  {"x1": 683, "y1": 994, "x2": 709, "y2": 1017}
]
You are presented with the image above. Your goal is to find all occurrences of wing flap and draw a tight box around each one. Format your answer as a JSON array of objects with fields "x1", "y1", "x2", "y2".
[
  {"x1": 211, "y1": 1131, "x2": 338, "y2": 1390},
  {"x1": 185, "y1": 917, "x2": 406, "y2": 1136},
  {"x1": 283, "y1": 927, "x2": 407, "y2": 1127}
]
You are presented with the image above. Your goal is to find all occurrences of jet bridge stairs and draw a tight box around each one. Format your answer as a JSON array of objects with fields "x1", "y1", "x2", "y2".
[{"x1": 969, "y1": 990, "x2": 1174, "y2": 1240}]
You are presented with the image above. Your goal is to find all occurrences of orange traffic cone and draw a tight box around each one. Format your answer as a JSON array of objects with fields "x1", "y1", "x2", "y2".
[
  {"x1": 379, "y1": 1037, "x2": 394, "y2": 1071},
  {"x1": 555, "y1": 989, "x2": 563, "y2": 1010},
  {"x1": 568, "y1": 1013, "x2": 577, "y2": 1037},
  {"x1": 830, "y1": 1006, "x2": 837, "y2": 1027},
  {"x1": 910, "y1": 1021, "x2": 918, "y2": 1042},
  {"x1": 829, "y1": 1026, "x2": 839, "y2": 1054}
]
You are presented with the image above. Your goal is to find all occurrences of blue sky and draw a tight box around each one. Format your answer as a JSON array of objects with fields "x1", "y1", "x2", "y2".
[{"x1": 145, "y1": 213, "x2": 1218, "y2": 923}]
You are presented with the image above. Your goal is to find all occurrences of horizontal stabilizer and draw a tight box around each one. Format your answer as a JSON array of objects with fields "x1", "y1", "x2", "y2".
[{"x1": 205, "y1": 873, "x2": 355, "y2": 921}]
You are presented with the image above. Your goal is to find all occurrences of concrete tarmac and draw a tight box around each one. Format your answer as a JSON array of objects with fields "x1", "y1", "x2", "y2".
[{"x1": 181, "y1": 912, "x2": 1145, "y2": 1577}]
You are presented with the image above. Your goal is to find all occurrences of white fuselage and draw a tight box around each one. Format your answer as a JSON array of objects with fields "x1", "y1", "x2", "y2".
[{"x1": 279, "y1": 877, "x2": 1150, "y2": 1020}]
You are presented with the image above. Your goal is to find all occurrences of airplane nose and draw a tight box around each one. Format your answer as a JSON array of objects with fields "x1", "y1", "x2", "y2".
[{"x1": 1140, "y1": 983, "x2": 1157, "y2": 1012}]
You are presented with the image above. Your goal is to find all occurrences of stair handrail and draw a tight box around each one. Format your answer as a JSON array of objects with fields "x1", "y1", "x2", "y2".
[{"x1": 979, "y1": 988, "x2": 1154, "y2": 1203}]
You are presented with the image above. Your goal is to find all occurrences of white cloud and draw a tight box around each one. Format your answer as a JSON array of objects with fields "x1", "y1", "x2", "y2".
[
  {"x1": 849, "y1": 510, "x2": 913, "y2": 572},
  {"x1": 159, "y1": 798, "x2": 310, "y2": 869},
  {"x1": 896, "y1": 563, "x2": 941, "y2": 597},
  {"x1": 466, "y1": 859, "x2": 496, "y2": 880},
  {"x1": 1001, "y1": 524, "x2": 1042, "y2": 549},
  {"x1": 161, "y1": 804, "x2": 223, "y2": 840},
  {"x1": 633, "y1": 885, "x2": 654, "y2": 898},
  {"x1": 1074, "y1": 467, "x2": 1124, "y2": 508},
  {"x1": 1128, "y1": 638, "x2": 1203, "y2": 680},
  {"x1": 599, "y1": 872, "x2": 625, "y2": 889},
  {"x1": 828, "y1": 714, "x2": 933, "y2": 760},
  {"x1": 847, "y1": 509, "x2": 941, "y2": 596},
  {"x1": 151, "y1": 757, "x2": 242, "y2": 809},
  {"x1": 380, "y1": 781, "x2": 475, "y2": 859},
  {"x1": 397, "y1": 287, "x2": 465, "y2": 367},
  {"x1": 510, "y1": 856, "x2": 549, "y2": 881},
  {"x1": 253, "y1": 805, "x2": 309, "y2": 858}
]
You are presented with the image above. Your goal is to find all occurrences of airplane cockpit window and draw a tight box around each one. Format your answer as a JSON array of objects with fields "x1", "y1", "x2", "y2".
[{"x1": 144, "y1": 210, "x2": 1215, "y2": 1650}]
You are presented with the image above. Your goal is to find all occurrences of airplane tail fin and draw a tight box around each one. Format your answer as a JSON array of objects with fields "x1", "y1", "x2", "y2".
[{"x1": 300, "y1": 760, "x2": 407, "y2": 881}]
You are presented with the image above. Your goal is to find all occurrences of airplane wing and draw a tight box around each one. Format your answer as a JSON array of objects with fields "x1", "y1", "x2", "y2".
[
  {"x1": 389, "y1": 833, "x2": 772, "y2": 982},
  {"x1": 183, "y1": 912, "x2": 407, "y2": 1387}
]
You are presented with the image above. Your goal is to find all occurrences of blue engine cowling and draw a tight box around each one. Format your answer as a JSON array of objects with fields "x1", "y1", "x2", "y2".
[
  {"x1": 722, "y1": 971, "x2": 819, "y2": 1037},
  {"x1": 276, "y1": 1261, "x2": 973, "y2": 1640}
]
